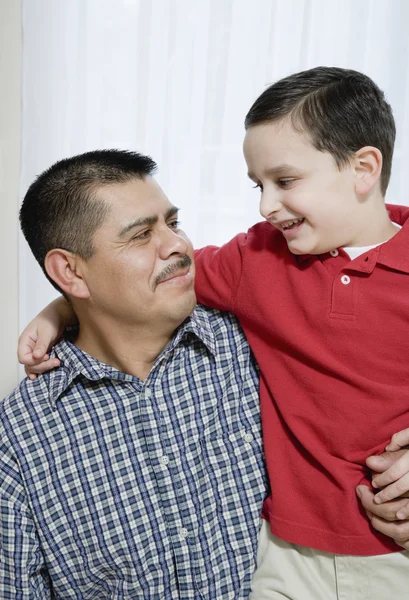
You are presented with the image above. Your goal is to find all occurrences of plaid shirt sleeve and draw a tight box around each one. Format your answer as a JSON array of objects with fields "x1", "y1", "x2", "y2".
[{"x1": 0, "y1": 419, "x2": 52, "y2": 599}]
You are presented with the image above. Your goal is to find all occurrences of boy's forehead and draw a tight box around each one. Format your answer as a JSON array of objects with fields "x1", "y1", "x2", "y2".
[
  {"x1": 243, "y1": 121, "x2": 318, "y2": 172},
  {"x1": 244, "y1": 120, "x2": 309, "y2": 148}
]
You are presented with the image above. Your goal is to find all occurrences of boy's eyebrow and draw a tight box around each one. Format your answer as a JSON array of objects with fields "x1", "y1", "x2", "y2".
[
  {"x1": 247, "y1": 164, "x2": 303, "y2": 180},
  {"x1": 118, "y1": 206, "x2": 179, "y2": 238}
]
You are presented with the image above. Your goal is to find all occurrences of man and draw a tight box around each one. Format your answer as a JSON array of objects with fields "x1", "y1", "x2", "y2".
[
  {"x1": 10, "y1": 149, "x2": 409, "y2": 599},
  {"x1": 1, "y1": 150, "x2": 267, "y2": 599}
]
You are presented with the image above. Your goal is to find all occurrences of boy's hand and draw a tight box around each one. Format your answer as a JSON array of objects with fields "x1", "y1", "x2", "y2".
[
  {"x1": 356, "y1": 485, "x2": 409, "y2": 550},
  {"x1": 367, "y1": 431, "x2": 409, "y2": 517},
  {"x1": 17, "y1": 297, "x2": 76, "y2": 379},
  {"x1": 18, "y1": 322, "x2": 61, "y2": 380}
]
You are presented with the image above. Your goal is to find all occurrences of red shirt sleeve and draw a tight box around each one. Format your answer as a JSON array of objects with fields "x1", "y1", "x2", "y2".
[{"x1": 194, "y1": 233, "x2": 247, "y2": 313}]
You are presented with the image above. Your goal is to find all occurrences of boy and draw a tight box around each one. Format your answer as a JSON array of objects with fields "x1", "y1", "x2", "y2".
[
  {"x1": 18, "y1": 68, "x2": 409, "y2": 598},
  {"x1": 195, "y1": 66, "x2": 409, "y2": 598}
]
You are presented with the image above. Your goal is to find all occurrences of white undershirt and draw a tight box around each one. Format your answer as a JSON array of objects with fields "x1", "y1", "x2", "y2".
[{"x1": 342, "y1": 223, "x2": 401, "y2": 260}]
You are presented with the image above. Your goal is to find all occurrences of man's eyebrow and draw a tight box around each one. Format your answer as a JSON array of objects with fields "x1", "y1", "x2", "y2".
[
  {"x1": 118, "y1": 206, "x2": 180, "y2": 238},
  {"x1": 247, "y1": 164, "x2": 303, "y2": 180},
  {"x1": 165, "y1": 206, "x2": 180, "y2": 220}
]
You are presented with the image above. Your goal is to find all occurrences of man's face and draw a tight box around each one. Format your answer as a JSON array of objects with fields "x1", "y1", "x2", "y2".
[
  {"x1": 80, "y1": 176, "x2": 196, "y2": 329},
  {"x1": 243, "y1": 119, "x2": 362, "y2": 255}
]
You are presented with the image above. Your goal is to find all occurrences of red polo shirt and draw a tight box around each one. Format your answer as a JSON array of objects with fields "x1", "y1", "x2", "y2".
[{"x1": 194, "y1": 204, "x2": 409, "y2": 555}]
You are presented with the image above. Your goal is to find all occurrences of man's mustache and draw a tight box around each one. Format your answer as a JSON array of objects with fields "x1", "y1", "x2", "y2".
[{"x1": 154, "y1": 255, "x2": 192, "y2": 287}]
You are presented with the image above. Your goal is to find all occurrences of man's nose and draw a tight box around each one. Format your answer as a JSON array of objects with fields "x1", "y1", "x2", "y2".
[
  {"x1": 158, "y1": 226, "x2": 189, "y2": 258},
  {"x1": 259, "y1": 190, "x2": 283, "y2": 220}
]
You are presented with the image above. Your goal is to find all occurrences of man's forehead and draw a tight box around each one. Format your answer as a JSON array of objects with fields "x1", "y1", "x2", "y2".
[
  {"x1": 95, "y1": 175, "x2": 160, "y2": 201},
  {"x1": 95, "y1": 177, "x2": 172, "y2": 210},
  {"x1": 91, "y1": 178, "x2": 177, "y2": 232}
]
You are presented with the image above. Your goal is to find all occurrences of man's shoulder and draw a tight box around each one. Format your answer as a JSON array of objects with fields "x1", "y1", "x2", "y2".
[
  {"x1": 1, "y1": 374, "x2": 51, "y2": 414},
  {"x1": 193, "y1": 305, "x2": 249, "y2": 349},
  {"x1": 195, "y1": 304, "x2": 241, "y2": 327},
  {"x1": 192, "y1": 307, "x2": 259, "y2": 381},
  {"x1": 0, "y1": 374, "x2": 53, "y2": 437}
]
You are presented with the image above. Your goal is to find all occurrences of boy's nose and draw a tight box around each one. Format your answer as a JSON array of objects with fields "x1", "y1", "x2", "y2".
[{"x1": 259, "y1": 192, "x2": 282, "y2": 220}]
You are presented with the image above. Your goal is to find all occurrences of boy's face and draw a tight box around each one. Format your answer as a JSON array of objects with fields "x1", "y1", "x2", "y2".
[{"x1": 243, "y1": 119, "x2": 362, "y2": 255}]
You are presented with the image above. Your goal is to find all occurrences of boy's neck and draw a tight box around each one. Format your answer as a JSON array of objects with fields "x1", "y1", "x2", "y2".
[
  {"x1": 344, "y1": 201, "x2": 400, "y2": 248},
  {"x1": 344, "y1": 220, "x2": 399, "y2": 248}
]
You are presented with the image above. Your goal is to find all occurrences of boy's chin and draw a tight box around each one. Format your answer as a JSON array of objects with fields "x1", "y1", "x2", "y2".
[{"x1": 286, "y1": 241, "x2": 309, "y2": 256}]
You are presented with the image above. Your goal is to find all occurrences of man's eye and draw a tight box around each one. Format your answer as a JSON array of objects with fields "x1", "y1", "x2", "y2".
[
  {"x1": 132, "y1": 230, "x2": 151, "y2": 241},
  {"x1": 168, "y1": 220, "x2": 181, "y2": 229}
]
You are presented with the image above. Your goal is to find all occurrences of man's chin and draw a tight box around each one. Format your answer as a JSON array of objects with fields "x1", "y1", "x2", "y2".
[{"x1": 163, "y1": 290, "x2": 197, "y2": 323}]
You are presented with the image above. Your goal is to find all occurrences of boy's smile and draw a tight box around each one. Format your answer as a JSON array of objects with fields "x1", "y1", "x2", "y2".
[{"x1": 243, "y1": 118, "x2": 390, "y2": 255}]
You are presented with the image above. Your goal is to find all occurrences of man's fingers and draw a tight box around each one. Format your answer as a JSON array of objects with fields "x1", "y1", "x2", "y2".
[
  {"x1": 396, "y1": 500, "x2": 409, "y2": 521},
  {"x1": 368, "y1": 449, "x2": 409, "y2": 502},
  {"x1": 385, "y1": 429, "x2": 409, "y2": 452},
  {"x1": 357, "y1": 485, "x2": 409, "y2": 548},
  {"x1": 373, "y1": 474, "x2": 409, "y2": 504},
  {"x1": 368, "y1": 513, "x2": 409, "y2": 548},
  {"x1": 357, "y1": 485, "x2": 409, "y2": 521},
  {"x1": 366, "y1": 449, "x2": 408, "y2": 474}
]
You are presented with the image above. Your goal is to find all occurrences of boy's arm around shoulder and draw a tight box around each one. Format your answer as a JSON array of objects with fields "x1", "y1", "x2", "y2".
[
  {"x1": 194, "y1": 230, "x2": 254, "y2": 312},
  {"x1": 0, "y1": 392, "x2": 52, "y2": 599}
]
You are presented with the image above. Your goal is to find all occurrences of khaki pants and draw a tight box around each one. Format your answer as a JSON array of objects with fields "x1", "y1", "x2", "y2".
[{"x1": 250, "y1": 520, "x2": 409, "y2": 600}]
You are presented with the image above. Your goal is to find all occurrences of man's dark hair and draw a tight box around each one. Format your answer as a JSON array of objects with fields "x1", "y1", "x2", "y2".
[
  {"x1": 244, "y1": 66, "x2": 396, "y2": 195},
  {"x1": 20, "y1": 149, "x2": 157, "y2": 293}
]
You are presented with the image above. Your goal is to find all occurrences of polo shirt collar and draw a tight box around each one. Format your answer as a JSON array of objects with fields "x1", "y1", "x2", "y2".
[
  {"x1": 296, "y1": 203, "x2": 409, "y2": 272},
  {"x1": 377, "y1": 204, "x2": 409, "y2": 274}
]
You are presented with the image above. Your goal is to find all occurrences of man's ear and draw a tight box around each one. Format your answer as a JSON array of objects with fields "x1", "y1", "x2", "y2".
[
  {"x1": 353, "y1": 146, "x2": 383, "y2": 195},
  {"x1": 45, "y1": 249, "x2": 90, "y2": 298}
]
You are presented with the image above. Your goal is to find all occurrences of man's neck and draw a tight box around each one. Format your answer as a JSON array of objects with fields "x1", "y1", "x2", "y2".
[{"x1": 74, "y1": 316, "x2": 179, "y2": 381}]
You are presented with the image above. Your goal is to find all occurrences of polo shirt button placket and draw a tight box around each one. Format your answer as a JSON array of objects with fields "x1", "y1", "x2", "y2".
[{"x1": 330, "y1": 271, "x2": 356, "y2": 318}]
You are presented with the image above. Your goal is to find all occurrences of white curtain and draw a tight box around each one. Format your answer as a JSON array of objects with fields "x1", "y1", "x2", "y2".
[{"x1": 20, "y1": 0, "x2": 409, "y2": 354}]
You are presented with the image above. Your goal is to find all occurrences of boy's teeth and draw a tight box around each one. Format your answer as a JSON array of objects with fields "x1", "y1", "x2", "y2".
[{"x1": 283, "y1": 218, "x2": 303, "y2": 229}]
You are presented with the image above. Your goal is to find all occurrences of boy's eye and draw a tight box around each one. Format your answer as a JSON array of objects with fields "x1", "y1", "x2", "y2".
[
  {"x1": 279, "y1": 178, "x2": 295, "y2": 187},
  {"x1": 253, "y1": 183, "x2": 263, "y2": 192}
]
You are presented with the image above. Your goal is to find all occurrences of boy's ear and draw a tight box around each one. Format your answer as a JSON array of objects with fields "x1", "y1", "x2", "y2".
[
  {"x1": 45, "y1": 249, "x2": 90, "y2": 299},
  {"x1": 353, "y1": 146, "x2": 383, "y2": 195}
]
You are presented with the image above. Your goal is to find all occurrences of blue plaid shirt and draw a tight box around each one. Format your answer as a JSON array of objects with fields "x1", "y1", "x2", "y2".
[{"x1": 0, "y1": 306, "x2": 267, "y2": 599}]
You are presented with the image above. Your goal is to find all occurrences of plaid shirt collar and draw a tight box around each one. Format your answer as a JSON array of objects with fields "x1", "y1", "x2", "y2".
[{"x1": 48, "y1": 305, "x2": 218, "y2": 408}]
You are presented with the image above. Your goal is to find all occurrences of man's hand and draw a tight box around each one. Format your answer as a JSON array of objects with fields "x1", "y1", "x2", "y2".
[
  {"x1": 356, "y1": 485, "x2": 409, "y2": 550},
  {"x1": 366, "y1": 433, "x2": 409, "y2": 518}
]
